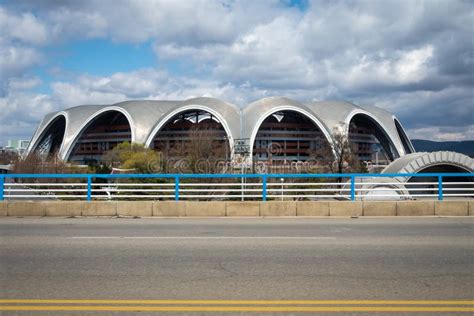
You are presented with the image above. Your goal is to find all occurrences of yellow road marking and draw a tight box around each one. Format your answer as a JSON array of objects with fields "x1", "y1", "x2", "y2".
[
  {"x1": 1, "y1": 299, "x2": 473, "y2": 305},
  {"x1": 0, "y1": 306, "x2": 472, "y2": 312}
]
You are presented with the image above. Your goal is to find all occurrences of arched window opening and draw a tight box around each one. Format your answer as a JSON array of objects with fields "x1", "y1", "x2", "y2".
[
  {"x1": 253, "y1": 111, "x2": 328, "y2": 165},
  {"x1": 152, "y1": 110, "x2": 230, "y2": 167},
  {"x1": 68, "y1": 111, "x2": 131, "y2": 164},
  {"x1": 33, "y1": 116, "x2": 66, "y2": 157},
  {"x1": 349, "y1": 114, "x2": 399, "y2": 166},
  {"x1": 407, "y1": 165, "x2": 473, "y2": 197},
  {"x1": 394, "y1": 119, "x2": 414, "y2": 154}
]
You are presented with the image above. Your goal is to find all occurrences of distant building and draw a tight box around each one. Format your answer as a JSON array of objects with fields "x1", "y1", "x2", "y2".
[
  {"x1": 0, "y1": 164, "x2": 12, "y2": 174},
  {"x1": 3, "y1": 139, "x2": 30, "y2": 155}
]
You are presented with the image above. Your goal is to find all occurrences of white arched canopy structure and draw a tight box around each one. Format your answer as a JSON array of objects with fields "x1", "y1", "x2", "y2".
[
  {"x1": 145, "y1": 105, "x2": 234, "y2": 149},
  {"x1": 146, "y1": 106, "x2": 233, "y2": 168},
  {"x1": 346, "y1": 111, "x2": 400, "y2": 164},
  {"x1": 64, "y1": 108, "x2": 134, "y2": 163},
  {"x1": 393, "y1": 117, "x2": 415, "y2": 155},
  {"x1": 382, "y1": 151, "x2": 474, "y2": 197},
  {"x1": 26, "y1": 97, "x2": 422, "y2": 171},
  {"x1": 249, "y1": 106, "x2": 333, "y2": 164},
  {"x1": 30, "y1": 113, "x2": 67, "y2": 157}
]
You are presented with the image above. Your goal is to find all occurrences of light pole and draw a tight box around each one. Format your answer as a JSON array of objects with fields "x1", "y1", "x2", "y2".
[
  {"x1": 233, "y1": 139, "x2": 250, "y2": 202},
  {"x1": 280, "y1": 178, "x2": 284, "y2": 201}
]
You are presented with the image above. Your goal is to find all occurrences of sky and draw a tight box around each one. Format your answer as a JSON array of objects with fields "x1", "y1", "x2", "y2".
[{"x1": 0, "y1": 0, "x2": 473, "y2": 146}]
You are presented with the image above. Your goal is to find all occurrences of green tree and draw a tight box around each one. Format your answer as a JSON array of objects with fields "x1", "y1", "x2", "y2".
[{"x1": 103, "y1": 142, "x2": 162, "y2": 174}]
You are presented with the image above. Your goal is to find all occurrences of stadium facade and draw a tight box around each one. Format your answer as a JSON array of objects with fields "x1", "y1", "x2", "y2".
[{"x1": 27, "y1": 96, "x2": 416, "y2": 166}]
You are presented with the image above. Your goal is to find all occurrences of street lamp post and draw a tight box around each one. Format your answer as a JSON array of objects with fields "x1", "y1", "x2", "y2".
[
  {"x1": 280, "y1": 178, "x2": 284, "y2": 201},
  {"x1": 234, "y1": 139, "x2": 250, "y2": 202}
]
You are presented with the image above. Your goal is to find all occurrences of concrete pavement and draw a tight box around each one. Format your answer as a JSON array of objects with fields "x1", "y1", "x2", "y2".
[{"x1": 0, "y1": 217, "x2": 473, "y2": 314}]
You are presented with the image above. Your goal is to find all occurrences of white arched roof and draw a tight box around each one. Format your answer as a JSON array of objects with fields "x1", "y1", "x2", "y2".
[
  {"x1": 26, "y1": 111, "x2": 68, "y2": 156},
  {"x1": 62, "y1": 106, "x2": 136, "y2": 160},
  {"x1": 27, "y1": 96, "x2": 415, "y2": 163},
  {"x1": 393, "y1": 117, "x2": 415, "y2": 154},
  {"x1": 345, "y1": 109, "x2": 401, "y2": 158},
  {"x1": 144, "y1": 103, "x2": 237, "y2": 153},
  {"x1": 242, "y1": 97, "x2": 333, "y2": 158},
  {"x1": 305, "y1": 100, "x2": 405, "y2": 157},
  {"x1": 381, "y1": 151, "x2": 474, "y2": 181}
]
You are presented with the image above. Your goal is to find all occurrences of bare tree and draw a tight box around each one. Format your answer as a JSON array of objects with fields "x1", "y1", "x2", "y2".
[
  {"x1": 311, "y1": 126, "x2": 366, "y2": 174},
  {"x1": 167, "y1": 125, "x2": 229, "y2": 173},
  {"x1": 12, "y1": 152, "x2": 91, "y2": 183},
  {"x1": 0, "y1": 150, "x2": 18, "y2": 165}
]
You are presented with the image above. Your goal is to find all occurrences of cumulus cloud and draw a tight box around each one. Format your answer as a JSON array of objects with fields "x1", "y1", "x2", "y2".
[
  {"x1": 0, "y1": 89, "x2": 57, "y2": 142},
  {"x1": 0, "y1": 6, "x2": 48, "y2": 95},
  {"x1": 0, "y1": 7, "x2": 48, "y2": 45},
  {"x1": 0, "y1": 0, "x2": 473, "y2": 145},
  {"x1": 49, "y1": 68, "x2": 269, "y2": 105},
  {"x1": 10, "y1": 0, "x2": 287, "y2": 44}
]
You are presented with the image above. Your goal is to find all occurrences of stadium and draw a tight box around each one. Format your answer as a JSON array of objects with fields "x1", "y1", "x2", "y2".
[
  {"x1": 26, "y1": 96, "x2": 417, "y2": 167},
  {"x1": 24, "y1": 96, "x2": 474, "y2": 176}
]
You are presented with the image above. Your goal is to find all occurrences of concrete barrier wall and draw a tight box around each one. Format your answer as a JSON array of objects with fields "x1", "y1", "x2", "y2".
[
  {"x1": 117, "y1": 201, "x2": 152, "y2": 217},
  {"x1": 7, "y1": 201, "x2": 46, "y2": 216},
  {"x1": 185, "y1": 201, "x2": 226, "y2": 217},
  {"x1": 226, "y1": 202, "x2": 260, "y2": 216},
  {"x1": 153, "y1": 201, "x2": 186, "y2": 216},
  {"x1": 329, "y1": 201, "x2": 362, "y2": 216},
  {"x1": 296, "y1": 202, "x2": 329, "y2": 216},
  {"x1": 0, "y1": 202, "x2": 7, "y2": 217},
  {"x1": 260, "y1": 201, "x2": 296, "y2": 216},
  {"x1": 363, "y1": 201, "x2": 396, "y2": 216},
  {"x1": 396, "y1": 201, "x2": 434, "y2": 216},
  {"x1": 82, "y1": 201, "x2": 117, "y2": 216},
  {"x1": 44, "y1": 201, "x2": 83, "y2": 217},
  {"x1": 0, "y1": 200, "x2": 472, "y2": 217},
  {"x1": 435, "y1": 201, "x2": 468, "y2": 216}
]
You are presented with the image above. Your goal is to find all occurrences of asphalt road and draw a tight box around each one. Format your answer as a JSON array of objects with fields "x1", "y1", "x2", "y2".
[{"x1": 0, "y1": 217, "x2": 473, "y2": 314}]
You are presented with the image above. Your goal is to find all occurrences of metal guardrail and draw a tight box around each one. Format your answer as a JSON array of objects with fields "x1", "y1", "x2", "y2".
[{"x1": 0, "y1": 173, "x2": 472, "y2": 202}]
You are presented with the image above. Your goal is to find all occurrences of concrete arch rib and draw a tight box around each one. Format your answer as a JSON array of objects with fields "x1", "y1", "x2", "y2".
[
  {"x1": 144, "y1": 105, "x2": 235, "y2": 155},
  {"x1": 26, "y1": 111, "x2": 68, "y2": 157},
  {"x1": 393, "y1": 116, "x2": 415, "y2": 154},
  {"x1": 62, "y1": 106, "x2": 135, "y2": 161},
  {"x1": 381, "y1": 151, "x2": 474, "y2": 182},
  {"x1": 345, "y1": 109, "x2": 401, "y2": 159},
  {"x1": 248, "y1": 105, "x2": 334, "y2": 160}
]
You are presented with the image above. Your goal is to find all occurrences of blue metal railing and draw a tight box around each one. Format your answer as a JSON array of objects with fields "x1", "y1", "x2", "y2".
[
  {"x1": 438, "y1": 175, "x2": 443, "y2": 201},
  {"x1": 0, "y1": 172, "x2": 471, "y2": 202},
  {"x1": 174, "y1": 176, "x2": 180, "y2": 202},
  {"x1": 0, "y1": 176, "x2": 4, "y2": 201}
]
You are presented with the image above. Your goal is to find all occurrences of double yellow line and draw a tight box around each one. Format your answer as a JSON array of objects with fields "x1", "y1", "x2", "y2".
[{"x1": 0, "y1": 299, "x2": 473, "y2": 312}]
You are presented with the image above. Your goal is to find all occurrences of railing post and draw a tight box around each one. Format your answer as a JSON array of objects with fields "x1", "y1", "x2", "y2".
[
  {"x1": 438, "y1": 175, "x2": 443, "y2": 201},
  {"x1": 87, "y1": 176, "x2": 92, "y2": 201},
  {"x1": 0, "y1": 176, "x2": 4, "y2": 201},
  {"x1": 350, "y1": 175, "x2": 355, "y2": 201},
  {"x1": 262, "y1": 175, "x2": 267, "y2": 202},
  {"x1": 175, "y1": 176, "x2": 180, "y2": 201}
]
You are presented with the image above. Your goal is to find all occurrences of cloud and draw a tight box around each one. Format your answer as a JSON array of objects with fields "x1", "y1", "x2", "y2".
[
  {"x1": 10, "y1": 0, "x2": 288, "y2": 44},
  {"x1": 0, "y1": 6, "x2": 48, "y2": 95},
  {"x1": 49, "y1": 68, "x2": 269, "y2": 105},
  {"x1": 0, "y1": 7, "x2": 48, "y2": 45},
  {"x1": 0, "y1": 46, "x2": 42, "y2": 94},
  {"x1": 408, "y1": 126, "x2": 474, "y2": 142},
  {"x1": 0, "y1": 0, "x2": 473, "y2": 145},
  {"x1": 0, "y1": 88, "x2": 57, "y2": 142}
]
